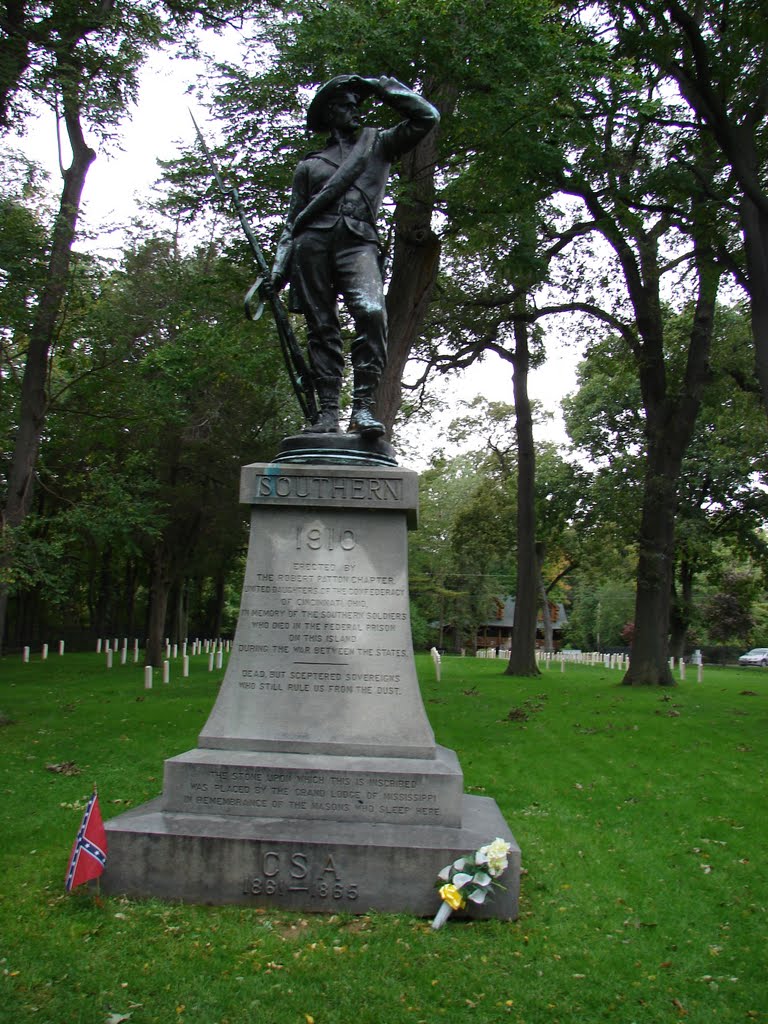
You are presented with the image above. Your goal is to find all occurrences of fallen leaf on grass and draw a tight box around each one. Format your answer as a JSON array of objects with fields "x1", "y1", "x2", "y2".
[
  {"x1": 672, "y1": 997, "x2": 687, "y2": 1015},
  {"x1": 739, "y1": 690, "x2": 758, "y2": 696},
  {"x1": 46, "y1": 761, "x2": 80, "y2": 775},
  {"x1": 105, "y1": 1014, "x2": 132, "y2": 1024},
  {"x1": 274, "y1": 920, "x2": 310, "y2": 941}
]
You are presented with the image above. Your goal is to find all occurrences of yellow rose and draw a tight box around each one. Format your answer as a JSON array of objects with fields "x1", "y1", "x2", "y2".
[{"x1": 438, "y1": 884, "x2": 467, "y2": 911}]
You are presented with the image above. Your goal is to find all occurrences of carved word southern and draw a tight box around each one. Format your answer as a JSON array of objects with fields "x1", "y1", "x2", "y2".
[{"x1": 252, "y1": 474, "x2": 403, "y2": 503}]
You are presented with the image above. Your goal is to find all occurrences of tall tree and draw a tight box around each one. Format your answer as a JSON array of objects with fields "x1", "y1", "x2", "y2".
[
  {"x1": 564, "y1": 303, "x2": 768, "y2": 660},
  {"x1": 431, "y1": 4, "x2": 728, "y2": 683},
  {"x1": 611, "y1": 0, "x2": 768, "y2": 416},
  {"x1": 0, "y1": 0, "x2": 249, "y2": 651},
  {"x1": 546, "y1": 13, "x2": 728, "y2": 683}
]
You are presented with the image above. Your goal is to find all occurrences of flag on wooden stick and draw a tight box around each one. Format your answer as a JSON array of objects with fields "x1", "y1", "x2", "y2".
[{"x1": 65, "y1": 791, "x2": 107, "y2": 891}]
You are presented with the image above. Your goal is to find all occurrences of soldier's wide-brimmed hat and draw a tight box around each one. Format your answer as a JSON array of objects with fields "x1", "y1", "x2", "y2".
[{"x1": 306, "y1": 74, "x2": 373, "y2": 132}]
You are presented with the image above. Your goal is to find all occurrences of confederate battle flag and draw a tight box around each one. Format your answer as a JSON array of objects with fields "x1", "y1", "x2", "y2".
[{"x1": 65, "y1": 791, "x2": 107, "y2": 891}]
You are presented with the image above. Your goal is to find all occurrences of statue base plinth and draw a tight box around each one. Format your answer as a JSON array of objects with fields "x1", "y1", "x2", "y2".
[
  {"x1": 102, "y1": 462, "x2": 520, "y2": 919},
  {"x1": 276, "y1": 431, "x2": 397, "y2": 466}
]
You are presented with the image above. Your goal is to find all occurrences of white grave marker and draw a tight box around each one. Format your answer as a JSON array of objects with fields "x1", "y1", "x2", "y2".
[{"x1": 430, "y1": 646, "x2": 441, "y2": 682}]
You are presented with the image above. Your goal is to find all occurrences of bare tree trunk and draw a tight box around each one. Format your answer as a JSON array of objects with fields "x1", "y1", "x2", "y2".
[
  {"x1": 377, "y1": 84, "x2": 456, "y2": 434},
  {"x1": 210, "y1": 575, "x2": 225, "y2": 640},
  {"x1": 623, "y1": 448, "x2": 678, "y2": 686},
  {"x1": 146, "y1": 545, "x2": 171, "y2": 668},
  {"x1": 506, "y1": 313, "x2": 540, "y2": 678},
  {"x1": 622, "y1": 256, "x2": 720, "y2": 685},
  {"x1": 669, "y1": 558, "x2": 695, "y2": 662},
  {"x1": 124, "y1": 558, "x2": 138, "y2": 637},
  {"x1": 740, "y1": 195, "x2": 768, "y2": 417},
  {"x1": 94, "y1": 545, "x2": 113, "y2": 637},
  {"x1": 538, "y1": 558, "x2": 554, "y2": 653}
]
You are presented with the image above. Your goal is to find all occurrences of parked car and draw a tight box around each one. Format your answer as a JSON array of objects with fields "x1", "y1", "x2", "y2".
[{"x1": 738, "y1": 647, "x2": 768, "y2": 666}]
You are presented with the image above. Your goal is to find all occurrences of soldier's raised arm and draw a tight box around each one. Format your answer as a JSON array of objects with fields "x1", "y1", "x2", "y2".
[{"x1": 358, "y1": 75, "x2": 440, "y2": 158}]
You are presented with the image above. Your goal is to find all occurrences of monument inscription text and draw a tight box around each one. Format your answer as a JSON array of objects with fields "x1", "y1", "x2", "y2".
[{"x1": 197, "y1": 491, "x2": 436, "y2": 756}]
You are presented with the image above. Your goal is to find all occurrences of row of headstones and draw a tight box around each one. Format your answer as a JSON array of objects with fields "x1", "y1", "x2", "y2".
[
  {"x1": 472, "y1": 648, "x2": 630, "y2": 669},
  {"x1": 142, "y1": 645, "x2": 229, "y2": 689},
  {"x1": 537, "y1": 650, "x2": 630, "y2": 670},
  {"x1": 95, "y1": 637, "x2": 230, "y2": 659},
  {"x1": 535, "y1": 650, "x2": 703, "y2": 680},
  {"x1": 473, "y1": 646, "x2": 704, "y2": 681},
  {"x1": 20, "y1": 640, "x2": 67, "y2": 660},
  {"x1": 19, "y1": 637, "x2": 231, "y2": 677}
]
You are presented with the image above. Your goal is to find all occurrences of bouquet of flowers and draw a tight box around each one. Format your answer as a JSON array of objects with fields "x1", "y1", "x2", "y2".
[{"x1": 431, "y1": 837, "x2": 512, "y2": 930}]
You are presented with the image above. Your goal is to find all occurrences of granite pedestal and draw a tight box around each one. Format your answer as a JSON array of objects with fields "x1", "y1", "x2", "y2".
[{"x1": 103, "y1": 462, "x2": 520, "y2": 918}]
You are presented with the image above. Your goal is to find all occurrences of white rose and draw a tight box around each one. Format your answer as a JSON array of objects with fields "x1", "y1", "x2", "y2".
[{"x1": 483, "y1": 838, "x2": 511, "y2": 877}]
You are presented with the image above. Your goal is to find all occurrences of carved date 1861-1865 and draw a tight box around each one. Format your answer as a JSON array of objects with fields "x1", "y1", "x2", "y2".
[{"x1": 241, "y1": 851, "x2": 358, "y2": 901}]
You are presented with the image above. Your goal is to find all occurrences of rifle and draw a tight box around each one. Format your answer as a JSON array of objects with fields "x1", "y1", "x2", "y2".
[{"x1": 189, "y1": 111, "x2": 318, "y2": 422}]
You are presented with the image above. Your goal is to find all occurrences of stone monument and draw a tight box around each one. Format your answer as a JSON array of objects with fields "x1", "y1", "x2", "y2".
[
  {"x1": 102, "y1": 76, "x2": 519, "y2": 917},
  {"x1": 102, "y1": 461, "x2": 520, "y2": 916}
]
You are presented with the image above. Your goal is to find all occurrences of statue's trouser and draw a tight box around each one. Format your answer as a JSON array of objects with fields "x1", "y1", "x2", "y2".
[{"x1": 292, "y1": 224, "x2": 387, "y2": 393}]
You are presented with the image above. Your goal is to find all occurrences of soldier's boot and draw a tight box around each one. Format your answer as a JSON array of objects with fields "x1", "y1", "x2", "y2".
[
  {"x1": 304, "y1": 377, "x2": 342, "y2": 433},
  {"x1": 348, "y1": 371, "x2": 385, "y2": 439}
]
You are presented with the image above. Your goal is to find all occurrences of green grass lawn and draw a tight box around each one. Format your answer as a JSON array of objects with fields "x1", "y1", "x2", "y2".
[{"x1": 0, "y1": 651, "x2": 765, "y2": 1024}]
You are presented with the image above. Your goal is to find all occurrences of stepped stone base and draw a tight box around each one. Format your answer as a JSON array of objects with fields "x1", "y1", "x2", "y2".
[
  {"x1": 103, "y1": 794, "x2": 519, "y2": 917},
  {"x1": 161, "y1": 745, "x2": 465, "y2": 827}
]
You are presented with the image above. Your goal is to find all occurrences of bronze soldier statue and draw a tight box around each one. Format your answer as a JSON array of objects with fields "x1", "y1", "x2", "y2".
[{"x1": 270, "y1": 75, "x2": 439, "y2": 438}]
